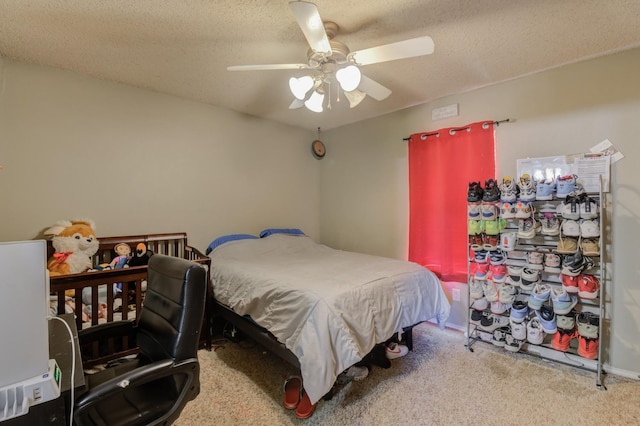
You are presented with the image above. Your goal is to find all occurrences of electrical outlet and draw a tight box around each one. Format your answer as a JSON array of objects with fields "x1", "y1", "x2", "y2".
[{"x1": 452, "y1": 288, "x2": 461, "y2": 302}]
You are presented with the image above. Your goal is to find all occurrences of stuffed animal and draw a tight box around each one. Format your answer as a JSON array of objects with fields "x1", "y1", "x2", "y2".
[
  {"x1": 45, "y1": 219, "x2": 99, "y2": 276},
  {"x1": 127, "y1": 242, "x2": 154, "y2": 267},
  {"x1": 109, "y1": 243, "x2": 131, "y2": 269}
]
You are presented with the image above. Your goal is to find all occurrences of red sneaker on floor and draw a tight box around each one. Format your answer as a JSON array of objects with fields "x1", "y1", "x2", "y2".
[
  {"x1": 551, "y1": 328, "x2": 576, "y2": 352},
  {"x1": 578, "y1": 336, "x2": 599, "y2": 359}
]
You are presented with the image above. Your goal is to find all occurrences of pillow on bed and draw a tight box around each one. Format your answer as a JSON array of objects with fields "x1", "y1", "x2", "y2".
[
  {"x1": 206, "y1": 234, "x2": 258, "y2": 255},
  {"x1": 259, "y1": 228, "x2": 305, "y2": 238}
]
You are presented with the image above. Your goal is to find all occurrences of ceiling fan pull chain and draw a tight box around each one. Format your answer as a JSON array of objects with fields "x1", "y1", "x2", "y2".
[{"x1": 327, "y1": 81, "x2": 332, "y2": 110}]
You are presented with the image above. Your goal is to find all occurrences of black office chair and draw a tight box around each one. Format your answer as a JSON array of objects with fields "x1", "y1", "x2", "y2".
[{"x1": 74, "y1": 254, "x2": 207, "y2": 426}]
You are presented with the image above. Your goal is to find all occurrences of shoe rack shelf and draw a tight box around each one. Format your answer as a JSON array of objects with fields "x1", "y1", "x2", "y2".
[{"x1": 465, "y1": 177, "x2": 606, "y2": 389}]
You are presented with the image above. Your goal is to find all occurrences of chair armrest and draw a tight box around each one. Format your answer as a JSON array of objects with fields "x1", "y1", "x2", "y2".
[
  {"x1": 75, "y1": 358, "x2": 199, "y2": 412},
  {"x1": 77, "y1": 319, "x2": 136, "y2": 343}
]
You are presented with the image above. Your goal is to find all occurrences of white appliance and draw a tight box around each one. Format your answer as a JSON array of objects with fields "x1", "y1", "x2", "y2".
[{"x1": 0, "y1": 240, "x2": 61, "y2": 422}]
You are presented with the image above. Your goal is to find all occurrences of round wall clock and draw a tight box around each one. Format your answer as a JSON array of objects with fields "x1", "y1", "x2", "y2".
[{"x1": 311, "y1": 139, "x2": 326, "y2": 159}]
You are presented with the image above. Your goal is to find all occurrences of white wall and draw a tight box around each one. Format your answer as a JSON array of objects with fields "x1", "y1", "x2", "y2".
[
  {"x1": 321, "y1": 48, "x2": 640, "y2": 377},
  {"x1": 0, "y1": 59, "x2": 320, "y2": 252}
]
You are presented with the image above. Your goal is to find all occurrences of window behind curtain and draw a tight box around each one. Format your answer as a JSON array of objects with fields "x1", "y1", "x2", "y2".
[{"x1": 408, "y1": 121, "x2": 496, "y2": 282}]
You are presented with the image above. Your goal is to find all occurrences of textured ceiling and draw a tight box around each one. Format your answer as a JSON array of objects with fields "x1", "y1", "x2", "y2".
[{"x1": 1, "y1": 0, "x2": 639, "y2": 131}]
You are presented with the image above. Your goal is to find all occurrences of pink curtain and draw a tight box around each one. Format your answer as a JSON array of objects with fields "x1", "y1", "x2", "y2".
[{"x1": 408, "y1": 121, "x2": 496, "y2": 282}]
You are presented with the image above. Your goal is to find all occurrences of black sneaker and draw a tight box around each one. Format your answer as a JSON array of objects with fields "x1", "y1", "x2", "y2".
[
  {"x1": 492, "y1": 326, "x2": 511, "y2": 347},
  {"x1": 470, "y1": 309, "x2": 489, "y2": 325},
  {"x1": 482, "y1": 179, "x2": 500, "y2": 202},
  {"x1": 468, "y1": 181, "x2": 484, "y2": 203}
]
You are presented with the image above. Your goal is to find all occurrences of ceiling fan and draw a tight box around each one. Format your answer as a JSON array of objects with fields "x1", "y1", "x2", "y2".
[{"x1": 227, "y1": 0, "x2": 434, "y2": 112}]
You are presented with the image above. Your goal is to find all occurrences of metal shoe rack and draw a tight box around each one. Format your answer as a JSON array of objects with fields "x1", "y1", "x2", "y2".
[{"x1": 465, "y1": 177, "x2": 606, "y2": 389}]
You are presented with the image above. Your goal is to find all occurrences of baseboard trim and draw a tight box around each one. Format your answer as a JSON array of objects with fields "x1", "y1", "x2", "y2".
[{"x1": 603, "y1": 365, "x2": 640, "y2": 381}]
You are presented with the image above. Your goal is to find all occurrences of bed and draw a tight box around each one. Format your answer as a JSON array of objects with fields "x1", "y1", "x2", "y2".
[
  {"x1": 208, "y1": 231, "x2": 451, "y2": 405},
  {"x1": 48, "y1": 232, "x2": 211, "y2": 368}
]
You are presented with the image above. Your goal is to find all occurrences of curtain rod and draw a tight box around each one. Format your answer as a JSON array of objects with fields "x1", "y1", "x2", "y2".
[{"x1": 402, "y1": 118, "x2": 511, "y2": 141}]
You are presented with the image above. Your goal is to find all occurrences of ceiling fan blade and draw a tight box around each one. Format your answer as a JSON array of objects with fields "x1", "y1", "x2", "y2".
[
  {"x1": 358, "y1": 75, "x2": 392, "y2": 101},
  {"x1": 227, "y1": 63, "x2": 310, "y2": 71},
  {"x1": 350, "y1": 36, "x2": 434, "y2": 66},
  {"x1": 289, "y1": 1, "x2": 332, "y2": 55}
]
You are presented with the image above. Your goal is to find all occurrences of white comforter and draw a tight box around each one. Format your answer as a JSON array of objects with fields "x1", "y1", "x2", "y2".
[{"x1": 210, "y1": 234, "x2": 451, "y2": 404}]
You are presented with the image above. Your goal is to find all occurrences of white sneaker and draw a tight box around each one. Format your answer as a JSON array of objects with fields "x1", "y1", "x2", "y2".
[
  {"x1": 510, "y1": 320, "x2": 527, "y2": 340},
  {"x1": 504, "y1": 334, "x2": 524, "y2": 352},
  {"x1": 579, "y1": 195, "x2": 599, "y2": 219},
  {"x1": 527, "y1": 317, "x2": 545, "y2": 345},
  {"x1": 517, "y1": 218, "x2": 540, "y2": 239},
  {"x1": 580, "y1": 219, "x2": 600, "y2": 238},
  {"x1": 562, "y1": 220, "x2": 581, "y2": 237},
  {"x1": 540, "y1": 213, "x2": 560, "y2": 236},
  {"x1": 385, "y1": 342, "x2": 409, "y2": 359},
  {"x1": 469, "y1": 278, "x2": 484, "y2": 299},
  {"x1": 517, "y1": 174, "x2": 537, "y2": 202},
  {"x1": 499, "y1": 176, "x2": 518, "y2": 202},
  {"x1": 514, "y1": 201, "x2": 533, "y2": 219}
]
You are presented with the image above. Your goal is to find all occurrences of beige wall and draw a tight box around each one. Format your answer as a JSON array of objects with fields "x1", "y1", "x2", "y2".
[
  {"x1": 321, "y1": 47, "x2": 640, "y2": 377},
  {"x1": 0, "y1": 59, "x2": 320, "y2": 252}
]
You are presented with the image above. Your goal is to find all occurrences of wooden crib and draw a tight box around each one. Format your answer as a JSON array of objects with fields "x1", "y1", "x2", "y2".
[{"x1": 48, "y1": 232, "x2": 211, "y2": 368}]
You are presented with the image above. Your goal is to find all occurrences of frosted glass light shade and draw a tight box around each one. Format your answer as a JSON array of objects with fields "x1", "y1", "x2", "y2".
[
  {"x1": 289, "y1": 76, "x2": 314, "y2": 100},
  {"x1": 304, "y1": 90, "x2": 324, "y2": 112},
  {"x1": 344, "y1": 89, "x2": 366, "y2": 108},
  {"x1": 336, "y1": 65, "x2": 362, "y2": 92}
]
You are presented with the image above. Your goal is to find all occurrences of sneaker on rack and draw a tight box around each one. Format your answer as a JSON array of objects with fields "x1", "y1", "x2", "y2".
[
  {"x1": 550, "y1": 286, "x2": 578, "y2": 315},
  {"x1": 474, "y1": 250, "x2": 489, "y2": 263},
  {"x1": 489, "y1": 264, "x2": 508, "y2": 283},
  {"x1": 561, "y1": 273, "x2": 580, "y2": 294},
  {"x1": 556, "y1": 174, "x2": 577, "y2": 199},
  {"x1": 468, "y1": 181, "x2": 484, "y2": 203},
  {"x1": 481, "y1": 203, "x2": 498, "y2": 221},
  {"x1": 519, "y1": 269, "x2": 540, "y2": 292},
  {"x1": 483, "y1": 179, "x2": 500, "y2": 203},
  {"x1": 561, "y1": 219, "x2": 581, "y2": 237},
  {"x1": 526, "y1": 251, "x2": 545, "y2": 270},
  {"x1": 517, "y1": 174, "x2": 537, "y2": 202},
  {"x1": 558, "y1": 195, "x2": 581, "y2": 220},
  {"x1": 499, "y1": 176, "x2": 519, "y2": 202},
  {"x1": 479, "y1": 313, "x2": 510, "y2": 332},
  {"x1": 468, "y1": 219, "x2": 484, "y2": 235},
  {"x1": 527, "y1": 317, "x2": 545, "y2": 345},
  {"x1": 517, "y1": 217, "x2": 540, "y2": 239},
  {"x1": 580, "y1": 219, "x2": 600, "y2": 238},
  {"x1": 487, "y1": 250, "x2": 506, "y2": 265},
  {"x1": 498, "y1": 284, "x2": 517, "y2": 304},
  {"x1": 556, "y1": 312, "x2": 576, "y2": 332},
  {"x1": 475, "y1": 263, "x2": 490, "y2": 280},
  {"x1": 468, "y1": 203, "x2": 482, "y2": 220},
  {"x1": 484, "y1": 234, "x2": 500, "y2": 252},
  {"x1": 579, "y1": 194, "x2": 599, "y2": 219},
  {"x1": 470, "y1": 308, "x2": 489, "y2": 325},
  {"x1": 577, "y1": 335, "x2": 599, "y2": 360},
  {"x1": 536, "y1": 178, "x2": 556, "y2": 201},
  {"x1": 540, "y1": 212, "x2": 560, "y2": 236},
  {"x1": 501, "y1": 231, "x2": 518, "y2": 251},
  {"x1": 504, "y1": 334, "x2": 525, "y2": 352},
  {"x1": 500, "y1": 201, "x2": 517, "y2": 219},
  {"x1": 537, "y1": 304, "x2": 557, "y2": 334},
  {"x1": 557, "y1": 234, "x2": 579, "y2": 254},
  {"x1": 527, "y1": 283, "x2": 551, "y2": 310},
  {"x1": 491, "y1": 301, "x2": 509, "y2": 315},
  {"x1": 561, "y1": 251, "x2": 586, "y2": 276},
  {"x1": 471, "y1": 297, "x2": 489, "y2": 311},
  {"x1": 509, "y1": 319, "x2": 527, "y2": 340},
  {"x1": 469, "y1": 278, "x2": 485, "y2": 299},
  {"x1": 576, "y1": 312, "x2": 599, "y2": 339},
  {"x1": 484, "y1": 218, "x2": 506, "y2": 236},
  {"x1": 578, "y1": 274, "x2": 600, "y2": 299},
  {"x1": 469, "y1": 234, "x2": 484, "y2": 251},
  {"x1": 507, "y1": 264, "x2": 523, "y2": 277},
  {"x1": 581, "y1": 238, "x2": 600, "y2": 257},
  {"x1": 544, "y1": 253, "x2": 562, "y2": 273},
  {"x1": 481, "y1": 280, "x2": 500, "y2": 302},
  {"x1": 514, "y1": 201, "x2": 533, "y2": 219},
  {"x1": 551, "y1": 328, "x2": 576, "y2": 352},
  {"x1": 492, "y1": 326, "x2": 511, "y2": 347},
  {"x1": 509, "y1": 298, "x2": 529, "y2": 323}
]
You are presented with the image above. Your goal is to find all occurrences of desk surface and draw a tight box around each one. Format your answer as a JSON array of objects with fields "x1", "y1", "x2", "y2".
[{"x1": 49, "y1": 313, "x2": 85, "y2": 392}]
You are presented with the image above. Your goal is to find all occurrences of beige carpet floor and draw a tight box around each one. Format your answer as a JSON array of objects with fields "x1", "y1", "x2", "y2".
[{"x1": 176, "y1": 323, "x2": 640, "y2": 425}]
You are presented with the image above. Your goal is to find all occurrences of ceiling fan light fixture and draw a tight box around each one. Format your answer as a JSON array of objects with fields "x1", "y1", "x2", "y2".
[
  {"x1": 336, "y1": 65, "x2": 361, "y2": 92},
  {"x1": 304, "y1": 90, "x2": 324, "y2": 112},
  {"x1": 343, "y1": 89, "x2": 366, "y2": 108},
  {"x1": 289, "y1": 75, "x2": 315, "y2": 100}
]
